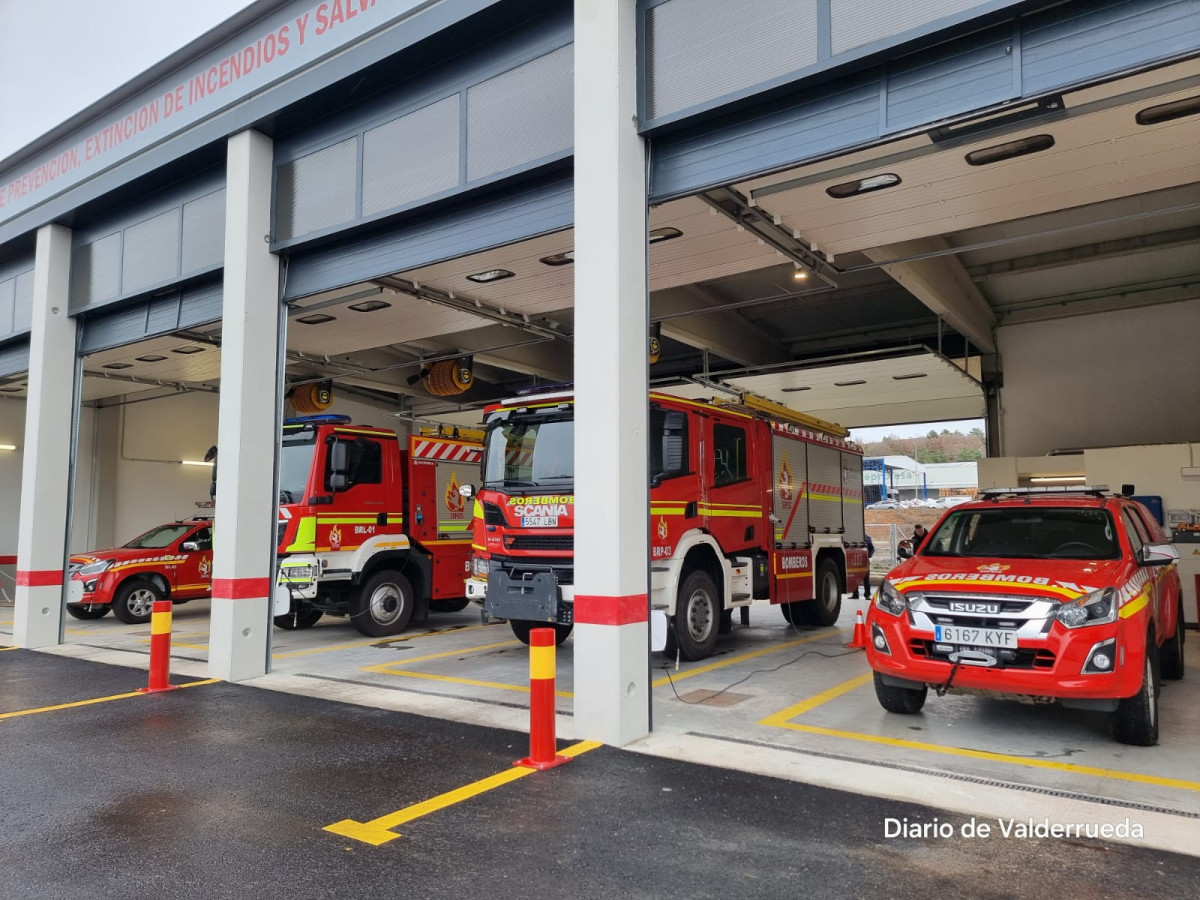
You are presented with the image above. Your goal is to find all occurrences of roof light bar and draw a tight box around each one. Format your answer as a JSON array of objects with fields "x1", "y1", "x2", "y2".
[{"x1": 980, "y1": 485, "x2": 1110, "y2": 498}]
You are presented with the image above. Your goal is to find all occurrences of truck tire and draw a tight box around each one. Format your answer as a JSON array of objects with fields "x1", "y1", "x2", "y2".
[
  {"x1": 799, "y1": 559, "x2": 842, "y2": 626},
  {"x1": 671, "y1": 570, "x2": 720, "y2": 661},
  {"x1": 1111, "y1": 639, "x2": 1159, "y2": 746},
  {"x1": 351, "y1": 570, "x2": 414, "y2": 637},
  {"x1": 429, "y1": 598, "x2": 470, "y2": 613},
  {"x1": 274, "y1": 607, "x2": 323, "y2": 630},
  {"x1": 873, "y1": 671, "x2": 927, "y2": 714},
  {"x1": 111, "y1": 578, "x2": 164, "y2": 624},
  {"x1": 509, "y1": 620, "x2": 572, "y2": 645},
  {"x1": 66, "y1": 604, "x2": 110, "y2": 620},
  {"x1": 1160, "y1": 599, "x2": 1185, "y2": 681}
]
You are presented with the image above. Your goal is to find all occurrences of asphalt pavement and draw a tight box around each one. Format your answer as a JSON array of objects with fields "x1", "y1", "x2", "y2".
[{"x1": 2, "y1": 648, "x2": 1198, "y2": 900}]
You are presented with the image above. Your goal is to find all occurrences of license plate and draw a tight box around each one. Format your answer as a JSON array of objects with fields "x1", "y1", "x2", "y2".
[
  {"x1": 934, "y1": 625, "x2": 1018, "y2": 649},
  {"x1": 522, "y1": 516, "x2": 559, "y2": 527}
]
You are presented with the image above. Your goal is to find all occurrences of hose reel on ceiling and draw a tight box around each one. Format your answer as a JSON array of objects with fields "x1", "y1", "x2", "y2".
[
  {"x1": 289, "y1": 381, "x2": 334, "y2": 414},
  {"x1": 412, "y1": 358, "x2": 474, "y2": 396}
]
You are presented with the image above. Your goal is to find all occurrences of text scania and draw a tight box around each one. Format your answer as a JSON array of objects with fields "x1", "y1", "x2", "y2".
[{"x1": 513, "y1": 504, "x2": 570, "y2": 518}]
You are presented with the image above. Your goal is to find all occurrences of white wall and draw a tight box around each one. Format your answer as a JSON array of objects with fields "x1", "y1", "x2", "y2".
[{"x1": 997, "y1": 299, "x2": 1200, "y2": 457}]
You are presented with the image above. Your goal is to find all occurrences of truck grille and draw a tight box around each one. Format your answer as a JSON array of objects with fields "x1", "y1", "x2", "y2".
[
  {"x1": 496, "y1": 556, "x2": 573, "y2": 585},
  {"x1": 909, "y1": 639, "x2": 1056, "y2": 670},
  {"x1": 506, "y1": 535, "x2": 574, "y2": 552}
]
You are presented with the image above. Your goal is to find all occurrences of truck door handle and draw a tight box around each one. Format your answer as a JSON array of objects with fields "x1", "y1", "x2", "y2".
[
  {"x1": 685, "y1": 501, "x2": 697, "y2": 518},
  {"x1": 377, "y1": 513, "x2": 387, "y2": 525}
]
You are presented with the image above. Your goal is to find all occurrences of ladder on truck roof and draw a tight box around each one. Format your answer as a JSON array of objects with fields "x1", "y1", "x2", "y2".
[{"x1": 713, "y1": 392, "x2": 850, "y2": 439}]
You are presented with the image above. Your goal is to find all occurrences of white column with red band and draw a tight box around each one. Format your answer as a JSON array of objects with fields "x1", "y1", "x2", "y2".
[
  {"x1": 572, "y1": 0, "x2": 651, "y2": 746},
  {"x1": 13, "y1": 224, "x2": 76, "y2": 649},
  {"x1": 208, "y1": 129, "x2": 282, "y2": 682}
]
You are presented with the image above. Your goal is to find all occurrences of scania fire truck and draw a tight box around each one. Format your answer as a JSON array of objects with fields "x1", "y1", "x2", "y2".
[
  {"x1": 273, "y1": 415, "x2": 481, "y2": 636},
  {"x1": 463, "y1": 391, "x2": 869, "y2": 660}
]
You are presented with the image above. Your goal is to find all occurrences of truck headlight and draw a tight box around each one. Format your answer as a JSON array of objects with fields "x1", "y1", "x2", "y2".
[
  {"x1": 1055, "y1": 587, "x2": 1117, "y2": 628},
  {"x1": 76, "y1": 559, "x2": 113, "y2": 578},
  {"x1": 874, "y1": 579, "x2": 909, "y2": 617},
  {"x1": 471, "y1": 555, "x2": 490, "y2": 579}
]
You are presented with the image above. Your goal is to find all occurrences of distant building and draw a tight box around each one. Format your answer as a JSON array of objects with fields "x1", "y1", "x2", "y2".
[{"x1": 863, "y1": 457, "x2": 978, "y2": 502}]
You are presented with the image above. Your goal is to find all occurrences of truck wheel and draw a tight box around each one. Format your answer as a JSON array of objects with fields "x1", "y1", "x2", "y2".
[
  {"x1": 111, "y1": 578, "x2": 164, "y2": 624},
  {"x1": 1111, "y1": 640, "x2": 1159, "y2": 746},
  {"x1": 509, "y1": 620, "x2": 572, "y2": 646},
  {"x1": 429, "y1": 598, "x2": 470, "y2": 613},
  {"x1": 1160, "y1": 599, "x2": 1185, "y2": 681},
  {"x1": 351, "y1": 570, "x2": 414, "y2": 637},
  {"x1": 873, "y1": 671, "x2": 927, "y2": 714},
  {"x1": 799, "y1": 559, "x2": 842, "y2": 626},
  {"x1": 66, "y1": 604, "x2": 110, "y2": 620},
  {"x1": 274, "y1": 607, "x2": 323, "y2": 630},
  {"x1": 672, "y1": 570, "x2": 720, "y2": 661}
]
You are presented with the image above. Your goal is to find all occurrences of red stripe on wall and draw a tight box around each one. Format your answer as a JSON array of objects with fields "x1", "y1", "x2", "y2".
[
  {"x1": 0, "y1": 555, "x2": 17, "y2": 565},
  {"x1": 574, "y1": 593, "x2": 648, "y2": 626},
  {"x1": 16, "y1": 569, "x2": 63, "y2": 587},
  {"x1": 210, "y1": 577, "x2": 272, "y2": 599}
]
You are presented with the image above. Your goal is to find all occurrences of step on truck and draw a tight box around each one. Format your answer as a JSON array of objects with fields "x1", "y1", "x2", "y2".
[
  {"x1": 462, "y1": 390, "x2": 868, "y2": 659},
  {"x1": 274, "y1": 415, "x2": 481, "y2": 636}
]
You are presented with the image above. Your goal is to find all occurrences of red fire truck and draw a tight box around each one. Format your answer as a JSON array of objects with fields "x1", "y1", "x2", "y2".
[
  {"x1": 273, "y1": 415, "x2": 481, "y2": 636},
  {"x1": 463, "y1": 391, "x2": 868, "y2": 660},
  {"x1": 866, "y1": 486, "x2": 1185, "y2": 745}
]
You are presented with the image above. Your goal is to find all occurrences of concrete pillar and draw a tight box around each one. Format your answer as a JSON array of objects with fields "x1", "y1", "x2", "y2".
[
  {"x1": 209, "y1": 129, "x2": 282, "y2": 681},
  {"x1": 14, "y1": 224, "x2": 76, "y2": 648},
  {"x1": 572, "y1": 0, "x2": 651, "y2": 745}
]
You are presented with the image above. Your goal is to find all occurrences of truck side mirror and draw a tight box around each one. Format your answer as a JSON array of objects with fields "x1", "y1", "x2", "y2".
[
  {"x1": 1140, "y1": 542, "x2": 1178, "y2": 566},
  {"x1": 181, "y1": 541, "x2": 199, "y2": 552},
  {"x1": 329, "y1": 441, "x2": 349, "y2": 492},
  {"x1": 205, "y1": 445, "x2": 218, "y2": 500}
]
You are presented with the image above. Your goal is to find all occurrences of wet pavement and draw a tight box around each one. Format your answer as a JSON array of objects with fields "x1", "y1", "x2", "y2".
[{"x1": 2, "y1": 648, "x2": 1199, "y2": 900}]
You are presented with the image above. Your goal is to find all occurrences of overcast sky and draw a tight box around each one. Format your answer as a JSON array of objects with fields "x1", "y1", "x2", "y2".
[{"x1": 0, "y1": 0, "x2": 254, "y2": 162}]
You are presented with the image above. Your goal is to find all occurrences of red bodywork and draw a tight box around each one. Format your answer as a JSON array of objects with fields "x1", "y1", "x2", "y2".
[
  {"x1": 866, "y1": 494, "x2": 1183, "y2": 701},
  {"x1": 69, "y1": 519, "x2": 214, "y2": 608}
]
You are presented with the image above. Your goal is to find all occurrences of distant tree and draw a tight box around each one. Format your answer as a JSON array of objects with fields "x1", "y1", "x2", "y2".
[{"x1": 956, "y1": 447, "x2": 984, "y2": 461}]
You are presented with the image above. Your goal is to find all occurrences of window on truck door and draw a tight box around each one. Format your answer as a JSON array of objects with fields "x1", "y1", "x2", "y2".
[
  {"x1": 1121, "y1": 507, "x2": 1148, "y2": 559},
  {"x1": 324, "y1": 437, "x2": 383, "y2": 491},
  {"x1": 649, "y1": 408, "x2": 689, "y2": 482},
  {"x1": 712, "y1": 422, "x2": 747, "y2": 487}
]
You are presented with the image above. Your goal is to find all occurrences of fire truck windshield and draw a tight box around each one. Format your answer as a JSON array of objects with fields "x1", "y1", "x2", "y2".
[
  {"x1": 279, "y1": 434, "x2": 317, "y2": 502},
  {"x1": 124, "y1": 524, "x2": 192, "y2": 549},
  {"x1": 924, "y1": 507, "x2": 1121, "y2": 560},
  {"x1": 483, "y1": 417, "x2": 574, "y2": 488}
]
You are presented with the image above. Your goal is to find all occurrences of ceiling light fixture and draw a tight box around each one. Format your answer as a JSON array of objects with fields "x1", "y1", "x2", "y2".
[
  {"x1": 834, "y1": 380, "x2": 867, "y2": 387},
  {"x1": 172, "y1": 346, "x2": 206, "y2": 354},
  {"x1": 792, "y1": 267, "x2": 809, "y2": 281},
  {"x1": 136, "y1": 354, "x2": 167, "y2": 363},
  {"x1": 1029, "y1": 475, "x2": 1086, "y2": 483},
  {"x1": 102, "y1": 362, "x2": 133, "y2": 370},
  {"x1": 648, "y1": 226, "x2": 683, "y2": 244},
  {"x1": 965, "y1": 134, "x2": 1054, "y2": 166},
  {"x1": 1135, "y1": 94, "x2": 1200, "y2": 126},
  {"x1": 826, "y1": 173, "x2": 901, "y2": 199},
  {"x1": 0, "y1": 387, "x2": 22, "y2": 393},
  {"x1": 892, "y1": 373, "x2": 928, "y2": 380},
  {"x1": 296, "y1": 313, "x2": 337, "y2": 325},
  {"x1": 348, "y1": 299, "x2": 392, "y2": 313},
  {"x1": 539, "y1": 251, "x2": 575, "y2": 267},
  {"x1": 0, "y1": 443, "x2": 17, "y2": 451},
  {"x1": 466, "y1": 269, "x2": 514, "y2": 284},
  {"x1": 781, "y1": 386, "x2": 811, "y2": 392},
  {"x1": 180, "y1": 459, "x2": 214, "y2": 467}
]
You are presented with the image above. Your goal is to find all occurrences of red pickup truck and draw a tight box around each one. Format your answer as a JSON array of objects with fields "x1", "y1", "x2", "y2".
[
  {"x1": 866, "y1": 486, "x2": 1184, "y2": 745},
  {"x1": 67, "y1": 518, "x2": 214, "y2": 624}
]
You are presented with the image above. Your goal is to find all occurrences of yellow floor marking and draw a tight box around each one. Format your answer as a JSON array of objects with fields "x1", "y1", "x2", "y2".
[
  {"x1": 381, "y1": 668, "x2": 572, "y2": 698},
  {"x1": 325, "y1": 740, "x2": 602, "y2": 845},
  {"x1": 0, "y1": 645, "x2": 18, "y2": 652},
  {"x1": 361, "y1": 639, "x2": 521, "y2": 674},
  {"x1": 758, "y1": 672, "x2": 1200, "y2": 793},
  {"x1": 0, "y1": 678, "x2": 219, "y2": 720},
  {"x1": 651, "y1": 627, "x2": 844, "y2": 688},
  {"x1": 273, "y1": 623, "x2": 488, "y2": 660}
]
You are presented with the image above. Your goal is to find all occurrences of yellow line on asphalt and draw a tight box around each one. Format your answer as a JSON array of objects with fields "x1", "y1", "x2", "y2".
[
  {"x1": 758, "y1": 672, "x2": 1200, "y2": 793},
  {"x1": 651, "y1": 627, "x2": 844, "y2": 688},
  {"x1": 0, "y1": 678, "x2": 219, "y2": 720},
  {"x1": 324, "y1": 740, "x2": 602, "y2": 846},
  {"x1": 273, "y1": 624, "x2": 489, "y2": 660},
  {"x1": 0, "y1": 645, "x2": 18, "y2": 652},
  {"x1": 361, "y1": 639, "x2": 522, "y2": 674}
]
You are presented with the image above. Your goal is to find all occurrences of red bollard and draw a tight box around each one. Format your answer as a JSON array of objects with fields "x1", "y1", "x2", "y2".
[
  {"x1": 514, "y1": 628, "x2": 570, "y2": 770},
  {"x1": 139, "y1": 600, "x2": 178, "y2": 693}
]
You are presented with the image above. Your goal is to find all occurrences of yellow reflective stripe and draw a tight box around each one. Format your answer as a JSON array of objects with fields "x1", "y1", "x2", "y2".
[
  {"x1": 1119, "y1": 589, "x2": 1151, "y2": 619},
  {"x1": 150, "y1": 611, "x2": 171, "y2": 635},
  {"x1": 530, "y1": 644, "x2": 556, "y2": 680},
  {"x1": 699, "y1": 508, "x2": 761, "y2": 518},
  {"x1": 334, "y1": 428, "x2": 393, "y2": 437},
  {"x1": 650, "y1": 507, "x2": 688, "y2": 516},
  {"x1": 473, "y1": 499, "x2": 483, "y2": 520},
  {"x1": 472, "y1": 544, "x2": 485, "y2": 551},
  {"x1": 702, "y1": 502, "x2": 758, "y2": 509},
  {"x1": 776, "y1": 572, "x2": 813, "y2": 580},
  {"x1": 286, "y1": 516, "x2": 317, "y2": 552},
  {"x1": 175, "y1": 583, "x2": 209, "y2": 591},
  {"x1": 901, "y1": 578, "x2": 1081, "y2": 599}
]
